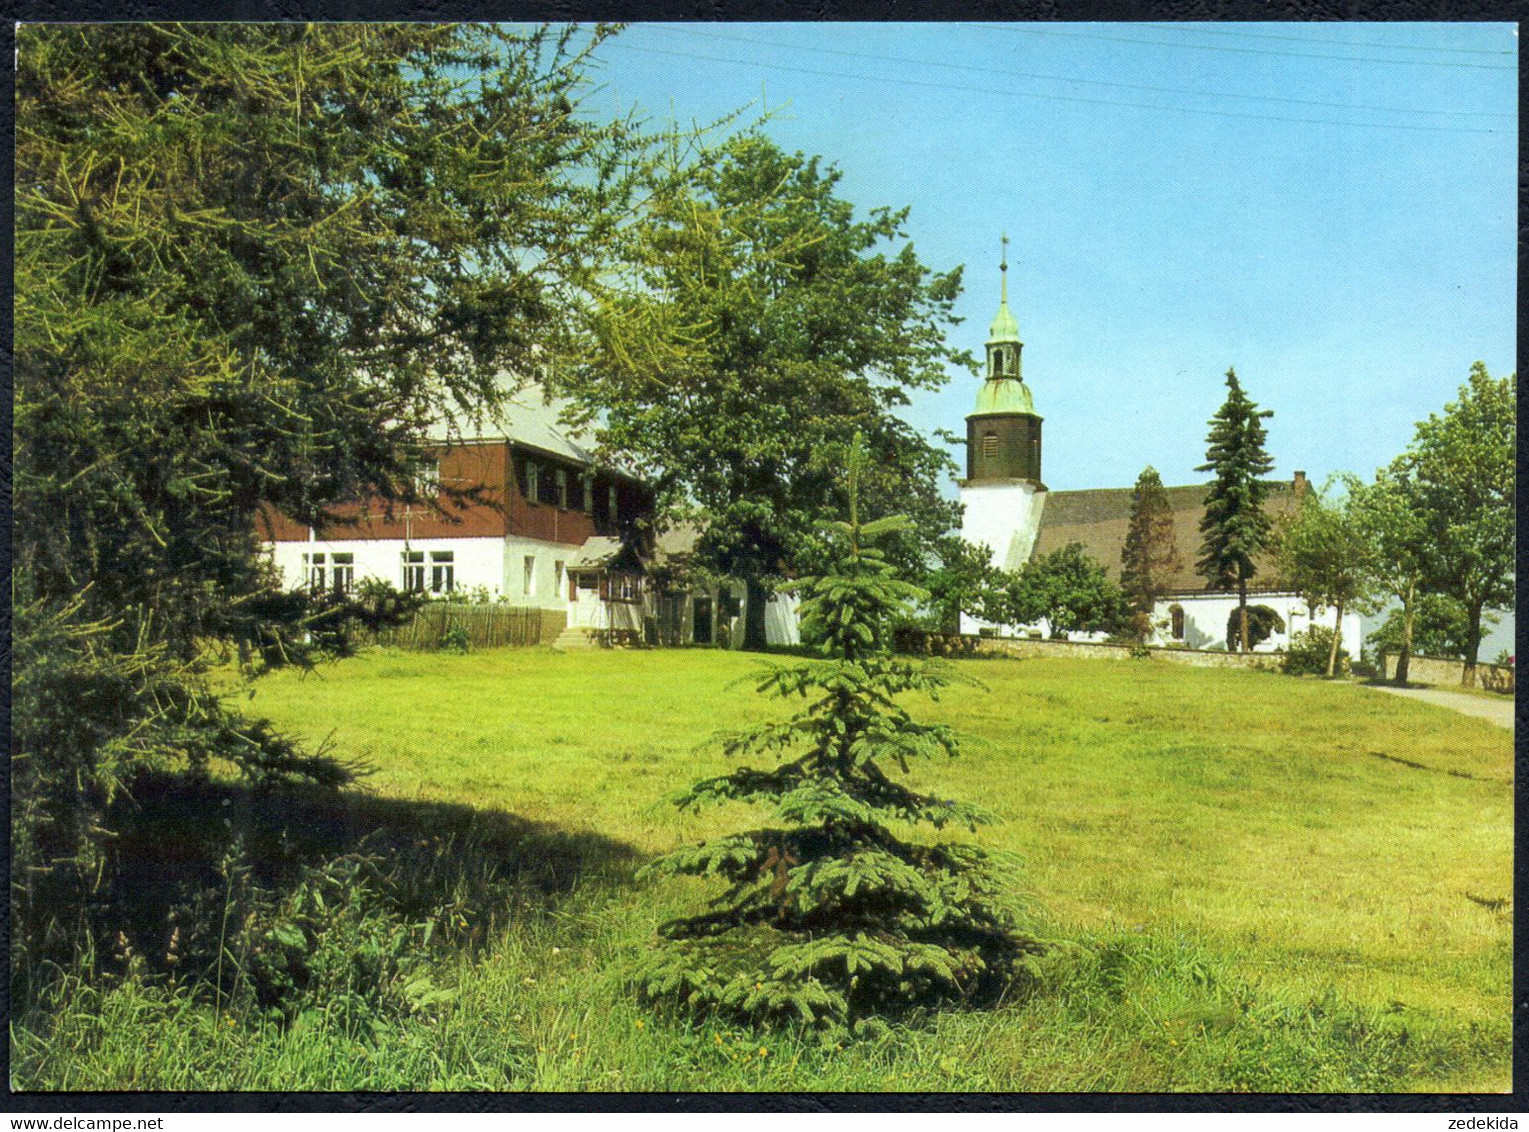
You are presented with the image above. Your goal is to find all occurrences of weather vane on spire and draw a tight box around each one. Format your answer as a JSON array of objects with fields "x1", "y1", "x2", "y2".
[{"x1": 1000, "y1": 232, "x2": 1010, "y2": 304}]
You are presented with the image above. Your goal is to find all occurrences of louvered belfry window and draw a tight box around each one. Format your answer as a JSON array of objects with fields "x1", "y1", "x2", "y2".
[{"x1": 982, "y1": 432, "x2": 999, "y2": 459}]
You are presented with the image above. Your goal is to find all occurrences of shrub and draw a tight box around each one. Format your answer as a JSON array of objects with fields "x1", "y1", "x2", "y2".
[
  {"x1": 440, "y1": 626, "x2": 472, "y2": 654},
  {"x1": 1226, "y1": 604, "x2": 1284, "y2": 651},
  {"x1": 1284, "y1": 627, "x2": 1349, "y2": 677}
]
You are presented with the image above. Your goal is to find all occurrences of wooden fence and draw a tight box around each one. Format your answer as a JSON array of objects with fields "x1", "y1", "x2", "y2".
[{"x1": 362, "y1": 603, "x2": 563, "y2": 651}]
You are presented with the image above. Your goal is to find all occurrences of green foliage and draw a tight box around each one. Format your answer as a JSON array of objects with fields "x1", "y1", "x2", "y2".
[
  {"x1": 1344, "y1": 464, "x2": 1431, "y2": 684},
  {"x1": 1275, "y1": 482, "x2": 1376, "y2": 675},
  {"x1": 1119, "y1": 466, "x2": 1181, "y2": 622},
  {"x1": 1368, "y1": 592, "x2": 1487, "y2": 662},
  {"x1": 921, "y1": 534, "x2": 1010, "y2": 635},
  {"x1": 13, "y1": 23, "x2": 638, "y2": 962},
  {"x1": 1225, "y1": 604, "x2": 1284, "y2": 652},
  {"x1": 1004, "y1": 543, "x2": 1128, "y2": 639},
  {"x1": 1196, "y1": 369, "x2": 1276, "y2": 651},
  {"x1": 441, "y1": 626, "x2": 473, "y2": 654},
  {"x1": 1277, "y1": 487, "x2": 1376, "y2": 615},
  {"x1": 221, "y1": 855, "x2": 458, "y2": 1028},
  {"x1": 570, "y1": 132, "x2": 969, "y2": 647},
  {"x1": 1406, "y1": 363, "x2": 1515, "y2": 678},
  {"x1": 17, "y1": 23, "x2": 631, "y2": 648},
  {"x1": 637, "y1": 439, "x2": 1041, "y2": 1030},
  {"x1": 1284, "y1": 627, "x2": 1350, "y2": 677}
]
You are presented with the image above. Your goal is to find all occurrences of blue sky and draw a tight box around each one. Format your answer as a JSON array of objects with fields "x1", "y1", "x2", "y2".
[{"x1": 580, "y1": 22, "x2": 1517, "y2": 497}]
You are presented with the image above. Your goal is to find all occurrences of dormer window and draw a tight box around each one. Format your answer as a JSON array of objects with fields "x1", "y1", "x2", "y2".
[{"x1": 413, "y1": 458, "x2": 441, "y2": 498}]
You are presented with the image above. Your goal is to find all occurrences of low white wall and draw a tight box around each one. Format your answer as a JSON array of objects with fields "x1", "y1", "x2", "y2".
[{"x1": 963, "y1": 592, "x2": 1362, "y2": 656}]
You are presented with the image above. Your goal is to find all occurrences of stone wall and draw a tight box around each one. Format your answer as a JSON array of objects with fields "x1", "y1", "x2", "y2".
[
  {"x1": 921, "y1": 634, "x2": 1285, "y2": 671},
  {"x1": 1377, "y1": 653, "x2": 1515, "y2": 693}
]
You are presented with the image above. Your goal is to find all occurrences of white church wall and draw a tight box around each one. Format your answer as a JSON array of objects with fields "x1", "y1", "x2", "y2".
[
  {"x1": 958, "y1": 482, "x2": 1043, "y2": 572},
  {"x1": 959, "y1": 591, "x2": 1361, "y2": 658},
  {"x1": 1155, "y1": 593, "x2": 1362, "y2": 656}
]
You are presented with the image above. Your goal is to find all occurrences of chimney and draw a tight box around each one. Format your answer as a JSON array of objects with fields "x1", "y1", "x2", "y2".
[{"x1": 1292, "y1": 470, "x2": 1308, "y2": 497}]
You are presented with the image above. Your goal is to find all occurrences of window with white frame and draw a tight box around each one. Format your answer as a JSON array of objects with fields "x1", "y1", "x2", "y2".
[
  {"x1": 554, "y1": 559, "x2": 566, "y2": 598},
  {"x1": 582, "y1": 474, "x2": 594, "y2": 513},
  {"x1": 402, "y1": 550, "x2": 425, "y2": 592},
  {"x1": 525, "y1": 461, "x2": 540, "y2": 503},
  {"x1": 413, "y1": 458, "x2": 441, "y2": 498},
  {"x1": 429, "y1": 550, "x2": 454, "y2": 594},
  {"x1": 331, "y1": 552, "x2": 355, "y2": 595},
  {"x1": 523, "y1": 554, "x2": 537, "y2": 596},
  {"x1": 303, "y1": 552, "x2": 326, "y2": 592},
  {"x1": 555, "y1": 468, "x2": 569, "y2": 509}
]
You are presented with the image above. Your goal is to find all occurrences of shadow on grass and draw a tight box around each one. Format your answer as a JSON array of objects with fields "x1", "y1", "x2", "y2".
[{"x1": 49, "y1": 772, "x2": 642, "y2": 983}]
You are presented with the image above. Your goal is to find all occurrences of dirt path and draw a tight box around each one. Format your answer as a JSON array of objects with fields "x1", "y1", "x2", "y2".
[{"x1": 1365, "y1": 683, "x2": 1514, "y2": 730}]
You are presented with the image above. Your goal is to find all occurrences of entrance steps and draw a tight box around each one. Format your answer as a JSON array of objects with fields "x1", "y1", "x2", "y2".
[{"x1": 552, "y1": 626, "x2": 597, "y2": 651}]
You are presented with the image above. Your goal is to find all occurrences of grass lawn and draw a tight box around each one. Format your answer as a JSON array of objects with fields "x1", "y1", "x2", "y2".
[{"x1": 14, "y1": 647, "x2": 1511, "y2": 1092}]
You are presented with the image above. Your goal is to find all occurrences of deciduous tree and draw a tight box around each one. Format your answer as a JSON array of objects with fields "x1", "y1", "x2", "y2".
[
  {"x1": 1005, "y1": 543, "x2": 1127, "y2": 640},
  {"x1": 1406, "y1": 363, "x2": 1516, "y2": 686},
  {"x1": 1344, "y1": 464, "x2": 1431, "y2": 685},
  {"x1": 571, "y1": 133, "x2": 969, "y2": 649},
  {"x1": 923, "y1": 534, "x2": 1009, "y2": 635},
  {"x1": 1275, "y1": 484, "x2": 1376, "y2": 677}
]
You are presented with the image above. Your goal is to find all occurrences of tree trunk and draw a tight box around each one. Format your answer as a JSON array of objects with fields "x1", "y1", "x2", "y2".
[
  {"x1": 1325, "y1": 600, "x2": 1345, "y2": 678},
  {"x1": 1393, "y1": 580, "x2": 1415, "y2": 686},
  {"x1": 743, "y1": 576, "x2": 769, "y2": 652},
  {"x1": 1237, "y1": 578, "x2": 1249, "y2": 655},
  {"x1": 1461, "y1": 599, "x2": 1484, "y2": 688}
]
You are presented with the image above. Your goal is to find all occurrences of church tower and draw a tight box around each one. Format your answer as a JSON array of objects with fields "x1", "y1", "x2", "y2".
[{"x1": 959, "y1": 238, "x2": 1046, "y2": 591}]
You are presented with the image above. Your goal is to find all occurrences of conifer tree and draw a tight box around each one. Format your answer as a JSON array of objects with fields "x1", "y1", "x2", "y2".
[
  {"x1": 1196, "y1": 369, "x2": 1276, "y2": 654},
  {"x1": 1119, "y1": 466, "x2": 1181, "y2": 639},
  {"x1": 637, "y1": 437, "x2": 1041, "y2": 1030}
]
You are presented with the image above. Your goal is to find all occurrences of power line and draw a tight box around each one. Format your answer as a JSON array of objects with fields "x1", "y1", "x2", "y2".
[
  {"x1": 604, "y1": 40, "x2": 1508, "y2": 135},
  {"x1": 1140, "y1": 22, "x2": 1514, "y2": 57},
  {"x1": 979, "y1": 23, "x2": 1517, "y2": 71},
  {"x1": 661, "y1": 25, "x2": 1512, "y2": 119}
]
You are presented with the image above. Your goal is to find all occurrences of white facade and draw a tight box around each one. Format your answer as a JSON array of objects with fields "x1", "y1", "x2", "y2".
[
  {"x1": 268, "y1": 533, "x2": 578, "y2": 611},
  {"x1": 959, "y1": 481, "x2": 1045, "y2": 574},
  {"x1": 266, "y1": 532, "x2": 804, "y2": 647},
  {"x1": 967, "y1": 588, "x2": 1361, "y2": 657},
  {"x1": 1153, "y1": 592, "x2": 1362, "y2": 656},
  {"x1": 268, "y1": 534, "x2": 505, "y2": 598}
]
